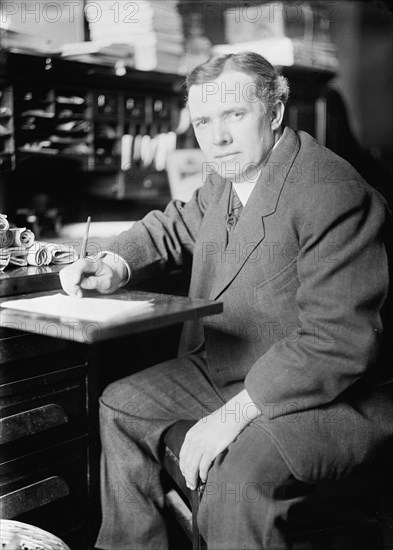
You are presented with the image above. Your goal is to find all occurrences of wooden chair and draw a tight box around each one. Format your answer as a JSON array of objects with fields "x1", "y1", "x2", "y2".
[{"x1": 162, "y1": 420, "x2": 393, "y2": 550}]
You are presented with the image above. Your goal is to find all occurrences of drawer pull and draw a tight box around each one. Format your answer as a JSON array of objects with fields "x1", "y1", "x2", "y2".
[
  {"x1": 0, "y1": 475, "x2": 70, "y2": 519},
  {"x1": 0, "y1": 404, "x2": 68, "y2": 444}
]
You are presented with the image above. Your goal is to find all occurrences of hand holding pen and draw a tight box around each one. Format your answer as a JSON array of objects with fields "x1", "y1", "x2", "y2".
[{"x1": 59, "y1": 216, "x2": 128, "y2": 297}]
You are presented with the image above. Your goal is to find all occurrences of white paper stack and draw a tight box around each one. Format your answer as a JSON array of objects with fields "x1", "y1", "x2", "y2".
[
  {"x1": 212, "y1": 37, "x2": 338, "y2": 71},
  {"x1": 151, "y1": 1, "x2": 184, "y2": 73},
  {"x1": 2, "y1": 294, "x2": 154, "y2": 323},
  {"x1": 85, "y1": 0, "x2": 184, "y2": 72},
  {"x1": 0, "y1": 23, "x2": 56, "y2": 54},
  {"x1": 215, "y1": 1, "x2": 338, "y2": 72}
]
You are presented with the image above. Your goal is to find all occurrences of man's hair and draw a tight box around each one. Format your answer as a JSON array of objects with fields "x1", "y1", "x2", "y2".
[{"x1": 186, "y1": 51, "x2": 290, "y2": 110}]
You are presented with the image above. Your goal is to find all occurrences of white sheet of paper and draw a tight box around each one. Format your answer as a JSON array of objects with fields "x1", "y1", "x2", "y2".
[{"x1": 1, "y1": 293, "x2": 154, "y2": 323}]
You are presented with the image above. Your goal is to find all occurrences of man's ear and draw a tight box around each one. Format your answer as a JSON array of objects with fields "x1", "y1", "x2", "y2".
[{"x1": 271, "y1": 100, "x2": 285, "y2": 130}]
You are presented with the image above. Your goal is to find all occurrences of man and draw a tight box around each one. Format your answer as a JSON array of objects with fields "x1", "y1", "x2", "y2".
[{"x1": 60, "y1": 52, "x2": 392, "y2": 549}]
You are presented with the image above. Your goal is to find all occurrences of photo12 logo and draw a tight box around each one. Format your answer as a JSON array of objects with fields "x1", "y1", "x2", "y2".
[
  {"x1": 201, "y1": 1, "x2": 340, "y2": 24},
  {"x1": 0, "y1": 1, "x2": 140, "y2": 25}
]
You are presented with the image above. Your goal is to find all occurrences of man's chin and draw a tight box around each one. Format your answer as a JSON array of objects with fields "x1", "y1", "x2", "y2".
[
  {"x1": 211, "y1": 161, "x2": 260, "y2": 184},
  {"x1": 213, "y1": 163, "x2": 241, "y2": 182},
  {"x1": 216, "y1": 169, "x2": 260, "y2": 184},
  {"x1": 216, "y1": 170, "x2": 241, "y2": 183}
]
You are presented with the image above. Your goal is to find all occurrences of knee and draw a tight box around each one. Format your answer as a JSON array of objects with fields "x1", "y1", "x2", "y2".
[
  {"x1": 99, "y1": 376, "x2": 142, "y2": 426},
  {"x1": 101, "y1": 378, "x2": 125, "y2": 409},
  {"x1": 201, "y1": 435, "x2": 292, "y2": 509},
  {"x1": 202, "y1": 458, "x2": 289, "y2": 509}
]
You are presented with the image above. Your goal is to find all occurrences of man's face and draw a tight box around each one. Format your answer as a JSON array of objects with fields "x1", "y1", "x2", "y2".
[{"x1": 188, "y1": 70, "x2": 276, "y2": 183}]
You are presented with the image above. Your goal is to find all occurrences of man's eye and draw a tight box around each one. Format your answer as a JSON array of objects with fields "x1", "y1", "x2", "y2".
[
  {"x1": 195, "y1": 119, "x2": 207, "y2": 128},
  {"x1": 229, "y1": 112, "x2": 242, "y2": 120}
]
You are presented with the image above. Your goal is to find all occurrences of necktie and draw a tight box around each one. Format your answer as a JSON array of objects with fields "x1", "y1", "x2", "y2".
[{"x1": 225, "y1": 185, "x2": 243, "y2": 233}]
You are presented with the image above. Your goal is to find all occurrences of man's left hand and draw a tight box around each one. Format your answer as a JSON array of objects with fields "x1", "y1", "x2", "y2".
[
  {"x1": 179, "y1": 410, "x2": 242, "y2": 490},
  {"x1": 179, "y1": 389, "x2": 262, "y2": 490}
]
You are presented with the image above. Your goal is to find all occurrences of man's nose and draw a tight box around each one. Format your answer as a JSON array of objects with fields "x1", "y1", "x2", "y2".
[{"x1": 212, "y1": 121, "x2": 232, "y2": 146}]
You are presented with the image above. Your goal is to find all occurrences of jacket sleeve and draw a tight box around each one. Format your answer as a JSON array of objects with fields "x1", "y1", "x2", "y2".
[
  {"x1": 245, "y1": 180, "x2": 390, "y2": 417},
  {"x1": 105, "y1": 175, "x2": 215, "y2": 284}
]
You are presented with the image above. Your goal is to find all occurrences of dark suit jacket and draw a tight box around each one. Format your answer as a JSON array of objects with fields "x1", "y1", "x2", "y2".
[{"x1": 111, "y1": 127, "x2": 393, "y2": 483}]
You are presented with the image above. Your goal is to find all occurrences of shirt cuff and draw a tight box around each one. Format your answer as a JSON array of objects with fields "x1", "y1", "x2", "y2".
[{"x1": 99, "y1": 250, "x2": 131, "y2": 288}]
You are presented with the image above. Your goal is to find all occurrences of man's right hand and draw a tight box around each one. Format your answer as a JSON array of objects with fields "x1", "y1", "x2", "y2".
[{"x1": 59, "y1": 256, "x2": 126, "y2": 297}]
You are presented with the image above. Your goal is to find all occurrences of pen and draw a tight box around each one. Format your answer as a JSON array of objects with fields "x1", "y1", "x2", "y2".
[{"x1": 80, "y1": 216, "x2": 91, "y2": 259}]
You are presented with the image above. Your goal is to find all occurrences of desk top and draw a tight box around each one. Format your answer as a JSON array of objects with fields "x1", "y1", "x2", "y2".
[{"x1": 0, "y1": 289, "x2": 222, "y2": 344}]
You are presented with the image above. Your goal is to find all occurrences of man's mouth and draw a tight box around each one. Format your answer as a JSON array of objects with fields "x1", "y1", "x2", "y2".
[{"x1": 215, "y1": 152, "x2": 240, "y2": 160}]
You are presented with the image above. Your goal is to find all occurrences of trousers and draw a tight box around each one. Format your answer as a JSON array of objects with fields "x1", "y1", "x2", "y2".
[{"x1": 95, "y1": 352, "x2": 312, "y2": 550}]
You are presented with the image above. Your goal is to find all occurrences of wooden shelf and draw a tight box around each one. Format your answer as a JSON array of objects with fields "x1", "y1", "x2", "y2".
[{"x1": 0, "y1": 50, "x2": 184, "y2": 222}]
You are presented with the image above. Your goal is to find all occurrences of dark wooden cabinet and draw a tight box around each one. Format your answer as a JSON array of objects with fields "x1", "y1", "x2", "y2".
[
  {"x1": 0, "y1": 52, "x2": 342, "y2": 211},
  {"x1": 0, "y1": 328, "x2": 89, "y2": 545},
  {"x1": 1, "y1": 48, "x2": 390, "y2": 221},
  {"x1": 0, "y1": 267, "x2": 219, "y2": 549},
  {"x1": 0, "y1": 51, "x2": 185, "y2": 220},
  {"x1": 1, "y1": 52, "x2": 184, "y2": 174}
]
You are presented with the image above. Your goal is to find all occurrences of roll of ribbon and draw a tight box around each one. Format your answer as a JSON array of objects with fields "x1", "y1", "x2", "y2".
[
  {"x1": 0, "y1": 230, "x2": 13, "y2": 248},
  {"x1": 9, "y1": 227, "x2": 35, "y2": 248},
  {"x1": 26, "y1": 243, "x2": 51, "y2": 266},
  {"x1": 0, "y1": 213, "x2": 9, "y2": 232},
  {"x1": 8, "y1": 247, "x2": 29, "y2": 267},
  {"x1": 0, "y1": 249, "x2": 11, "y2": 271},
  {"x1": 43, "y1": 242, "x2": 78, "y2": 264}
]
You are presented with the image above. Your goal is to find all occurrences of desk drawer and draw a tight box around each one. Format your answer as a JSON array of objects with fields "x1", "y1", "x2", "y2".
[
  {"x1": 0, "y1": 367, "x2": 87, "y2": 460},
  {"x1": 0, "y1": 437, "x2": 88, "y2": 541},
  {"x1": 0, "y1": 331, "x2": 86, "y2": 383}
]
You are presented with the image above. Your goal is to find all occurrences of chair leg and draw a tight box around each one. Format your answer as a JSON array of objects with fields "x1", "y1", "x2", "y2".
[
  {"x1": 191, "y1": 489, "x2": 202, "y2": 550},
  {"x1": 189, "y1": 482, "x2": 210, "y2": 550}
]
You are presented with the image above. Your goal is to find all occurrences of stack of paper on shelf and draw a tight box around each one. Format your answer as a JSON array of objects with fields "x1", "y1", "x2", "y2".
[
  {"x1": 82, "y1": 0, "x2": 184, "y2": 72},
  {"x1": 212, "y1": 37, "x2": 338, "y2": 71},
  {"x1": 0, "y1": 22, "x2": 57, "y2": 54},
  {"x1": 213, "y1": 0, "x2": 338, "y2": 72},
  {"x1": 152, "y1": 1, "x2": 184, "y2": 73},
  {"x1": 60, "y1": 40, "x2": 135, "y2": 68}
]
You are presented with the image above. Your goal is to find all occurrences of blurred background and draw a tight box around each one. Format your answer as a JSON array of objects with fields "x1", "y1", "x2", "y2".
[{"x1": 0, "y1": 0, "x2": 392, "y2": 241}]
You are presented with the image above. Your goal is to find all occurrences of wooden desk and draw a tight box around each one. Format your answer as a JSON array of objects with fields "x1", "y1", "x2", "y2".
[
  {"x1": 0, "y1": 281, "x2": 222, "y2": 548},
  {"x1": 0, "y1": 265, "x2": 64, "y2": 298},
  {"x1": 0, "y1": 288, "x2": 222, "y2": 343}
]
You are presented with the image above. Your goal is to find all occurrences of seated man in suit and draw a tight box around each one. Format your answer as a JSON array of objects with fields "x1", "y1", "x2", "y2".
[{"x1": 60, "y1": 52, "x2": 392, "y2": 549}]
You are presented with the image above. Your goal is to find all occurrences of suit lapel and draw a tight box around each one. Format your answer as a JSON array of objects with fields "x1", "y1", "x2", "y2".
[
  {"x1": 205, "y1": 175, "x2": 232, "y2": 253},
  {"x1": 209, "y1": 127, "x2": 300, "y2": 300}
]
